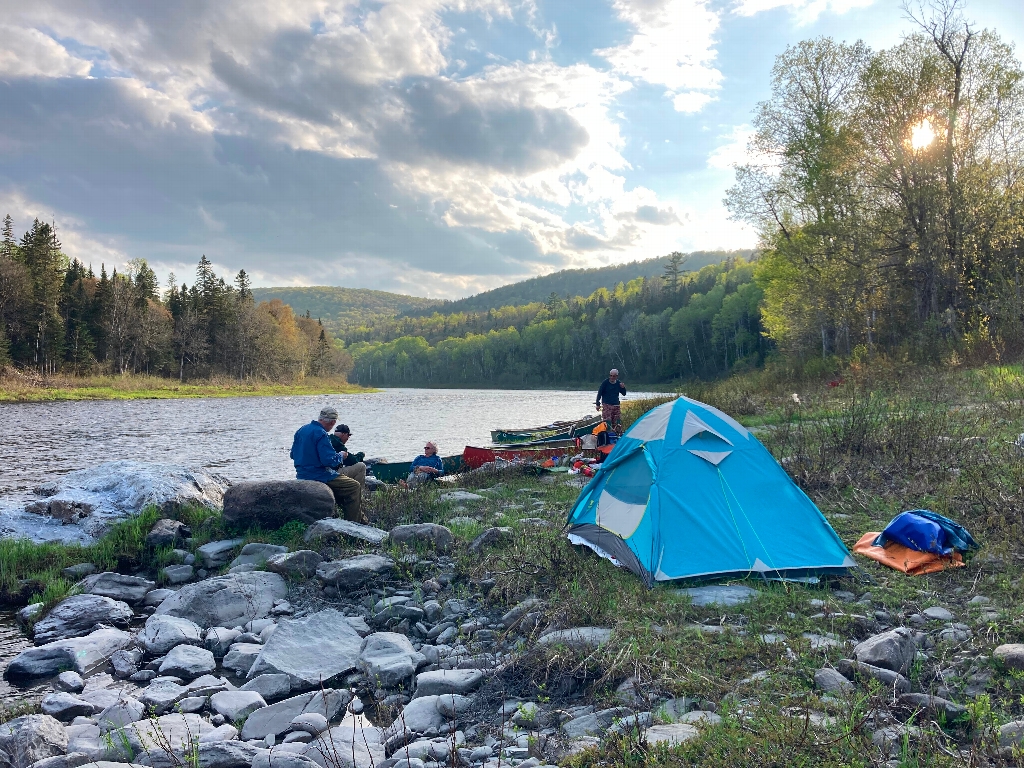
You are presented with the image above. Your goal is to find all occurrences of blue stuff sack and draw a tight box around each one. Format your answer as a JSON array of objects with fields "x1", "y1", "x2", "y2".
[{"x1": 873, "y1": 509, "x2": 979, "y2": 556}]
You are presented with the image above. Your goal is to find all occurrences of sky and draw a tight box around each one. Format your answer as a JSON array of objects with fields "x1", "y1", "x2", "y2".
[{"x1": 0, "y1": 0, "x2": 1021, "y2": 299}]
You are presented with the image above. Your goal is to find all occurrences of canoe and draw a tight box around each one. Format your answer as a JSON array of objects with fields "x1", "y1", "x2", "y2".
[
  {"x1": 463, "y1": 443, "x2": 601, "y2": 470},
  {"x1": 490, "y1": 415, "x2": 604, "y2": 444},
  {"x1": 368, "y1": 454, "x2": 465, "y2": 484}
]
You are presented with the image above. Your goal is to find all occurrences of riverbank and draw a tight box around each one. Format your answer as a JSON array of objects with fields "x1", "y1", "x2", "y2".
[{"x1": 0, "y1": 372, "x2": 374, "y2": 403}]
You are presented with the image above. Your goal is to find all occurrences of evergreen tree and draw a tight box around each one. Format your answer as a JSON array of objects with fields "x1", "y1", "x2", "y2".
[{"x1": 663, "y1": 252, "x2": 688, "y2": 292}]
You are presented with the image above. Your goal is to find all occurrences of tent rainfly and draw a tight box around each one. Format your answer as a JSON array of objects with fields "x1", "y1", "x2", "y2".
[{"x1": 566, "y1": 396, "x2": 854, "y2": 585}]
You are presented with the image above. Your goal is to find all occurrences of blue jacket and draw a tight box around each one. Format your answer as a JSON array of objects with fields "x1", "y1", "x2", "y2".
[
  {"x1": 411, "y1": 454, "x2": 444, "y2": 475},
  {"x1": 291, "y1": 421, "x2": 347, "y2": 482}
]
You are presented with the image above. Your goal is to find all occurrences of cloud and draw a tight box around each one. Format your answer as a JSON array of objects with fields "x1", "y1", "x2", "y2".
[
  {"x1": 0, "y1": 26, "x2": 92, "y2": 77},
  {"x1": 707, "y1": 124, "x2": 756, "y2": 169},
  {"x1": 732, "y1": 0, "x2": 875, "y2": 22}
]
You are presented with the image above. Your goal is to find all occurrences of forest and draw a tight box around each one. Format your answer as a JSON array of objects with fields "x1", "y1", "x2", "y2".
[{"x1": 0, "y1": 218, "x2": 352, "y2": 382}]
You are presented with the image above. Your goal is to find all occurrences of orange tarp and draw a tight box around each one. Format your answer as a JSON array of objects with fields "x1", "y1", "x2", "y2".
[{"x1": 853, "y1": 532, "x2": 964, "y2": 576}]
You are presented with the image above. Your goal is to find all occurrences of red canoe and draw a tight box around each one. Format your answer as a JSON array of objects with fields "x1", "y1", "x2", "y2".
[{"x1": 462, "y1": 443, "x2": 606, "y2": 470}]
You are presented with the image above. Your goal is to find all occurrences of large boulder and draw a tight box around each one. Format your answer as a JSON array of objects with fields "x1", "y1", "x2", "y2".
[
  {"x1": 316, "y1": 555, "x2": 394, "y2": 590},
  {"x1": 0, "y1": 715, "x2": 67, "y2": 768},
  {"x1": 359, "y1": 633, "x2": 425, "y2": 689},
  {"x1": 158, "y1": 645, "x2": 216, "y2": 679},
  {"x1": 852, "y1": 628, "x2": 917, "y2": 675},
  {"x1": 248, "y1": 609, "x2": 362, "y2": 691},
  {"x1": 265, "y1": 551, "x2": 322, "y2": 579},
  {"x1": 4, "y1": 628, "x2": 131, "y2": 682},
  {"x1": 222, "y1": 481, "x2": 336, "y2": 528},
  {"x1": 153, "y1": 572, "x2": 287, "y2": 628},
  {"x1": 40, "y1": 693, "x2": 101, "y2": 721},
  {"x1": 139, "y1": 614, "x2": 203, "y2": 655},
  {"x1": 32, "y1": 595, "x2": 133, "y2": 645},
  {"x1": 109, "y1": 713, "x2": 215, "y2": 756},
  {"x1": 304, "y1": 519, "x2": 388, "y2": 546},
  {"x1": 388, "y1": 524, "x2": 454, "y2": 553},
  {"x1": 209, "y1": 691, "x2": 267, "y2": 722},
  {"x1": 240, "y1": 690, "x2": 350, "y2": 741},
  {"x1": 78, "y1": 573, "x2": 155, "y2": 604},
  {"x1": 136, "y1": 741, "x2": 260, "y2": 768}
]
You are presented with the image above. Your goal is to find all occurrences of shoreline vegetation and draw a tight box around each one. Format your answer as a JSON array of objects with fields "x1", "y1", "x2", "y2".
[{"x1": 0, "y1": 372, "x2": 373, "y2": 403}]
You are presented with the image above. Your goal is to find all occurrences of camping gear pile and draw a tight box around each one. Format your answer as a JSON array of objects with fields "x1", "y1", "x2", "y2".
[
  {"x1": 853, "y1": 509, "x2": 979, "y2": 575},
  {"x1": 566, "y1": 396, "x2": 854, "y2": 585}
]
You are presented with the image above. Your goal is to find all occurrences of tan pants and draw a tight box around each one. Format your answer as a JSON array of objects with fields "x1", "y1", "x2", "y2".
[
  {"x1": 339, "y1": 462, "x2": 366, "y2": 491},
  {"x1": 325, "y1": 474, "x2": 363, "y2": 522}
]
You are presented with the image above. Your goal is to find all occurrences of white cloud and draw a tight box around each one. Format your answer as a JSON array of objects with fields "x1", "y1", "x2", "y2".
[
  {"x1": 707, "y1": 124, "x2": 755, "y2": 169},
  {"x1": 672, "y1": 91, "x2": 715, "y2": 113},
  {"x1": 0, "y1": 26, "x2": 92, "y2": 77},
  {"x1": 732, "y1": 0, "x2": 875, "y2": 23}
]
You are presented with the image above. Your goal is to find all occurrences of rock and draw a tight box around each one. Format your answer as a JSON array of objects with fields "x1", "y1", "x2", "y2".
[
  {"x1": 143, "y1": 589, "x2": 175, "y2": 607},
  {"x1": 159, "y1": 644, "x2": 216, "y2": 678},
  {"x1": 153, "y1": 572, "x2": 288, "y2": 628},
  {"x1": 137, "y1": 741, "x2": 260, "y2": 768},
  {"x1": 16, "y1": 603, "x2": 44, "y2": 627},
  {"x1": 241, "y1": 674, "x2": 291, "y2": 702},
  {"x1": 302, "y1": 720, "x2": 384, "y2": 768},
  {"x1": 248, "y1": 609, "x2": 363, "y2": 691},
  {"x1": 468, "y1": 527, "x2": 512, "y2": 553},
  {"x1": 413, "y1": 670, "x2": 484, "y2": 698},
  {"x1": 439, "y1": 490, "x2": 485, "y2": 502},
  {"x1": 994, "y1": 644, "x2": 1024, "y2": 670},
  {"x1": 289, "y1": 714, "x2": 329, "y2": 736},
  {"x1": 303, "y1": 519, "x2": 389, "y2": 546},
  {"x1": 109, "y1": 649, "x2": 142, "y2": 679},
  {"x1": 252, "y1": 752, "x2": 320, "y2": 768},
  {"x1": 968, "y1": 595, "x2": 991, "y2": 605},
  {"x1": 360, "y1": 632, "x2": 424, "y2": 689},
  {"x1": 999, "y1": 720, "x2": 1024, "y2": 749},
  {"x1": 898, "y1": 693, "x2": 966, "y2": 719},
  {"x1": 96, "y1": 698, "x2": 146, "y2": 733},
  {"x1": 162, "y1": 565, "x2": 193, "y2": 585},
  {"x1": 266, "y1": 551, "x2": 323, "y2": 580},
  {"x1": 204, "y1": 627, "x2": 242, "y2": 658},
  {"x1": 814, "y1": 668, "x2": 853, "y2": 693},
  {"x1": 230, "y1": 543, "x2": 289, "y2": 570},
  {"x1": 382, "y1": 696, "x2": 446, "y2": 742},
  {"x1": 852, "y1": 628, "x2": 917, "y2": 674},
  {"x1": 922, "y1": 606, "x2": 953, "y2": 622},
  {"x1": 222, "y1": 643, "x2": 263, "y2": 677},
  {"x1": 872, "y1": 725, "x2": 921, "y2": 755},
  {"x1": 32, "y1": 595, "x2": 133, "y2": 645},
  {"x1": 187, "y1": 675, "x2": 232, "y2": 697},
  {"x1": 55, "y1": 672, "x2": 85, "y2": 694},
  {"x1": 111, "y1": 712, "x2": 214, "y2": 756},
  {"x1": 210, "y1": 691, "x2": 267, "y2": 721},
  {"x1": 139, "y1": 614, "x2": 203, "y2": 655},
  {"x1": 41, "y1": 693, "x2": 100, "y2": 721},
  {"x1": 501, "y1": 599, "x2": 543, "y2": 629},
  {"x1": 26, "y1": 754, "x2": 91, "y2": 768},
  {"x1": 560, "y1": 707, "x2": 633, "y2": 739},
  {"x1": 676, "y1": 585, "x2": 759, "y2": 607},
  {"x1": 536, "y1": 627, "x2": 612, "y2": 650},
  {"x1": 138, "y1": 678, "x2": 190, "y2": 715},
  {"x1": 388, "y1": 524, "x2": 454, "y2": 553},
  {"x1": 196, "y1": 538, "x2": 246, "y2": 569},
  {"x1": 435, "y1": 694, "x2": 472, "y2": 719},
  {"x1": 607, "y1": 712, "x2": 653, "y2": 735},
  {"x1": 938, "y1": 627, "x2": 970, "y2": 644},
  {"x1": 4, "y1": 628, "x2": 131, "y2": 682},
  {"x1": 146, "y1": 519, "x2": 191, "y2": 548},
  {"x1": 79, "y1": 573, "x2": 155, "y2": 604},
  {"x1": 836, "y1": 659, "x2": 911, "y2": 693},
  {"x1": 316, "y1": 555, "x2": 395, "y2": 590},
  {"x1": 0, "y1": 715, "x2": 68, "y2": 768},
  {"x1": 222, "y1": 481, "x2": 336, "y2": 528},
  {"x1": 240, "y1": 690, "x2": 350, "y2": 741},
  {"x1": 60, "y1": 564, "x2": 96, "y2": 579},
  {"x1": 644, "y1": 723, "x2": 700, "y2": 746}
]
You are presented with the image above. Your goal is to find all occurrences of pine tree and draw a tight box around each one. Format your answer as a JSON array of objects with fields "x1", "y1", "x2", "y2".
[
  {"x1": 235, "y1": 269, "x2": 252, "y2": 303},
  {"x1": 1, "y1": 215, "x2": 15, "y2": 262},
  {"x1": 663, "y1": 252, "x2": 688, "y2": 292}
]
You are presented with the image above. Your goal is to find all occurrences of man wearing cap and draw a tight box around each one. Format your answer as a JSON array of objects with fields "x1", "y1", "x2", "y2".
[
  {"x1": 329, "y1": 424, "x2": 366, "y2": 490},
  {"x1": 595, "y1": 369, "x2": 626, "y2": 428},
  {"x1": 290, "y1": 407, "x2": 364, "y2": 522}
]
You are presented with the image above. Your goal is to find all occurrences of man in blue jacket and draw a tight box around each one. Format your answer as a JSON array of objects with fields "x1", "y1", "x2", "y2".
[
  {"x1": 595, "y1": 368, "x2": 626, "y2": 428},
  {"x1": 290, "y1": 406, "x2": 363, "y2": 522}
]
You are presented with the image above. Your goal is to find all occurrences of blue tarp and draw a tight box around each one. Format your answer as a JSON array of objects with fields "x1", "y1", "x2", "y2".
[
  {"x1": 566, "y1": 396, "x2": 854, "y2": 585},
  {"x1": 873, "y1": 509, "x2": 978, "y2": 556}
]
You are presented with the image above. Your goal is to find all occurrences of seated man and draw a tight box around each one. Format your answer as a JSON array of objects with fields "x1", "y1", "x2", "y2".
[
  {"x1": 290, "y1": 407, "x2": 364, "y2": 522},
  {"x1": 330, "y1": 424, "x2": 366, "y2": 490},
  {"x1": 406, "y1": 441, "x2": 444, "y2": 489}
]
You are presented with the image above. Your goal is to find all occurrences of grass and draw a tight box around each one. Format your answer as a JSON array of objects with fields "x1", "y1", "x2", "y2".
[{"x1": 0, "y1": 372, "x2": 374, "y2": 403}]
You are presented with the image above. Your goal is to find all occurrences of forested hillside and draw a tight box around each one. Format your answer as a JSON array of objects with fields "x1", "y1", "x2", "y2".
[
  {"x1": 251, "y1": 286, "x2": 442, "y2": 335},
  {"x1": 408, "y1": 250, "x2": 748, "y2": 316}
]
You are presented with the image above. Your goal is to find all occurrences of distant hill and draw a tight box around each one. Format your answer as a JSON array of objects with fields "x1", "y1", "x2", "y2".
[
  {"x1": 403, "y1": 250, "x2": 754, "y2": 316},
  {"x1": 251, "y1": 287, "x2": 443, "y2": 334}
]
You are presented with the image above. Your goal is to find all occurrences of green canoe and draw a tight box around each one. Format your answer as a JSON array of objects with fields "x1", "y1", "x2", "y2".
[{"x1": 369, "y1": 454, "x2": 465, "y2": 484}]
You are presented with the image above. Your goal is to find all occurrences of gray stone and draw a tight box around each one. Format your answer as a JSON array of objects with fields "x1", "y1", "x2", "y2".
[
  {"x1": 836, "y1": 659, "x2": 911, "y2": 693},
  {"x1": 178, "y1": 695, "x2": 206, "y2": 713},
  {"x1": 222, "y1": 480, "x2": 336, "y2": 528},
  {"x1": 27, "y1": 753, "x2": 92, "y2": 768},
  {"x1": 56, "y1": 672, "x2": 85, "y2": 694},
  {"x1": 316, "y1": 555, "x2": 395, "y2": 590},
  {"x1": 814, "y1": 668, "x2": 853, "y2": 693},
  {"x1": 139, "y1": 614, "x2": 203, "y2": 655},
  {"x1": 382, "y1": 696, "x2": 446, "y2": 741},
  {"x1": 146, "y1": 519, "x2": 191, "y2": 548},
  {"x1": 302, "y1": 722, "x2": 384, "y2": 768},
  {"x1": 108, "y1": 649, "x2": 142, "y2": 679},
  {"x1": 4, "y1": 628, "x2": 131, "y2": 682},
  {"x1": 78, "y1": 572, "x2": 155, "y2": 604},
  {"x1": 676, "y1": 585, "x2": 759, "y2": 607},
  {"x1": 938, "y1": 627, "x2": 971, "y2": 644},
  {"x1": 607, "y1": 712, "x2": 653, "y2": 735},
  {"x1": 252, "y1": 752, "x2": 320, "y2": 768},
  {"x1": 210, "y1": 691, "x2": 267, "y2": 721},
  {"x1": 439, "y1": 491, "x2": 484, "y2": 502},
  {"x1": 968, "y1": 595, "x2": 991, "y2": 605},
  {"x1": 137, "y1": 741, "x2": 259, "y2": 768},
  {"x1": 644, "y1": 723, "x2": 701, "y2": 746},
  {"x1": 230, "y1": 543, "x2": 289, "y2": 570},
  {"x1": 872, "y1": 725, "x2": 921, "y2": 755},
  {"x1": 16, "y1": 603, "x2": 44, "y2": 627},
  {"x1": 922, "y1": 606, "x2": 953, "y2": 622},
  {"x1": 303, "y1": 519, "x2": 389, "y2": 546},
  {"x1": 999, "y1": 720, "x2": 1024, "y2": 749},
  {"x1": 241, "y1": 674, "x2": 291, "y2": 702},
  {"x1": 994, "y1": 644, "x2": 1024, "y2": 669},
  {"x1": 196, "y1": 538, "x2": 246, "y2": 568},
  {"x1": 852, "y1": 628, "x2": 917, "y2": 674},
  {"x1": 266, "y1": 551, "x2": 323, "y2": 580},
  {"x1": 248, "y1": 609, "x2": 363, "y2": 691},
  {"x1": 468, "y1": 527, "x2": 512, "y2": 553},
  {"x1": 204, "y1": 627, "x2": 242, "y2": 658},
  {"x1": 162, "y1": 565, "x2": 193, "y2": 585},
  {"x1": 40, "y1": 693, "x2": 100, "y2": 721},
  {"x1": 413, "y1": 670, "x2": 484, "y2": 699},
  {"x1": 139, "y1": 678, "x2": 190, "y2": 714},
  {"x1": 143, "y1": 589, "x2": 176, "y2": 607},
  {"x1": 111, "y1": 713, "x2": 215, "y2": 756},
  {"x1": 32, "y1": 595, "x2": 133, "y2": 645},
  {"x1": 360, "y1": 632, "x2": 424, "y2": 689},
  {"x1": 435, "y1": 694, "x2": 472, "y2": 719},
  {"x1": 158, "y1": 644, "x2": 216, "y2": 679},
  {"x1": 501, "y1": 599, "x2": 543, "y2": 629},
  {"x1": 898, "y1": 693, "x2": 965, "y2": 719},
  {"x1": 536, "y1": 627, "x2": 612, "y2": 650},
  {"x1": 222, "y1": 643, "x2": 263, "y2": 677},
  {"x1": 239, "y1": 690, "x2": 350, "y2": 741},
  {"x1": 61, "y1": 564, "x2": 97, "y2": 579},
  {"x1": 187, "y1": 675, "x2": 232, "y2": 696},
  {"x1": 0, "y1": 715, "x2": 68, "y2": 768},
  {"x1": 154, "y1": 572, "x2": 288, "y2": 628},
  {"x1": 288, "y1": 714, "x2": 328, "y2": 735},
  {"x1": 388, "y1": 524, "x2": 455, "y2": 553},
  {"x1": 96, "y1": 698, "x2": 146, "y2": 733},
  {"x1": 422, "y1": 601, "x2": 442, "y2": 623}
]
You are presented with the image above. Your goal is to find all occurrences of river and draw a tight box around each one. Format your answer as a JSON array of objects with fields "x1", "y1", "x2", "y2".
[{"x1": 0, "y1": 388, "x2": 655, "y2": 508}]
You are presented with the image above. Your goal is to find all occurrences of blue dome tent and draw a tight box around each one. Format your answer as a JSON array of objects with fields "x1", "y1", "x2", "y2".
[{"x1": 566, "y1": 396, "x2": 854, "y2": 586}]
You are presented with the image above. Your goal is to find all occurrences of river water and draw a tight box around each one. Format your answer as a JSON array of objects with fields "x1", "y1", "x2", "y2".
[{"x1": 0, "y1": 388, "x2": 653, "y2": 507}]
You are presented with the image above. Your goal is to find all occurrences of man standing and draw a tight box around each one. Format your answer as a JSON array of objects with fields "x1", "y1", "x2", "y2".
[
  {"x1": 595, "y1": 368, "x2": 626, "y2": 428},
  {"x1": 290, "y1": 407, "x2": 364, "y2": 522}
]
